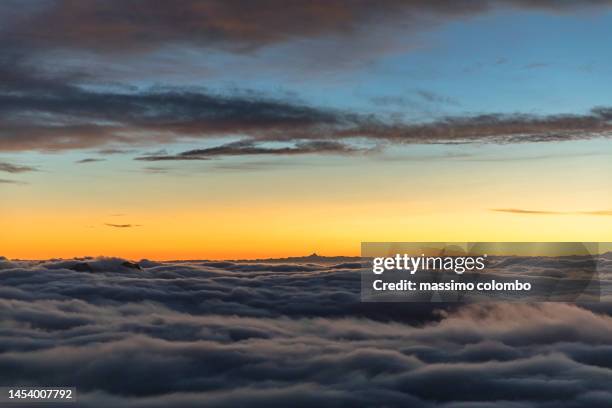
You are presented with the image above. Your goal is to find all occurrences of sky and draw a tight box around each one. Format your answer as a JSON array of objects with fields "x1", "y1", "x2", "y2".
[{"x1": 2, "y1": 0, "x2": 612, "y2": 260}]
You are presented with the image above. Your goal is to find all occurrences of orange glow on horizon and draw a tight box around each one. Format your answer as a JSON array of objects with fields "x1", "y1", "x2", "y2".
[
  {"x1": 3, "y1": 140, "x2": 612, "y2": 260},
  {"x1": 4, "y1": 200, "x2": 612, "y2": 260}
]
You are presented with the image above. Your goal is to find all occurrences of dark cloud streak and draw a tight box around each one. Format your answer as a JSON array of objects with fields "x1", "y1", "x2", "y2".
[
  {"x1": 136, "y1": 140, "x2": 365, "y2": 161},
  {"x1": 0, "y1": 161, "x2": 36, "y2": 173},
  {"x1": 76, "y1": 158, "x2": 106, "y2": 164}
]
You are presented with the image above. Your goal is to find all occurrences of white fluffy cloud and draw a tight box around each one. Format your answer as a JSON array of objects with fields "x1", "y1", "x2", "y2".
[{"x1": 0, "y1": 257, "x2": 611, "y2": 407}]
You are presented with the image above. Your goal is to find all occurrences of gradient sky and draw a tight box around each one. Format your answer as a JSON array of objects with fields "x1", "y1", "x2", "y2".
[{"x1": 1, "y1": 1, "x2": 612, "y2": 259}]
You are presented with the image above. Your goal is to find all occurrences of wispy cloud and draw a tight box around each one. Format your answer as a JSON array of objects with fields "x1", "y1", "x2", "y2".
[
  {"x1": 523, "y1": 62, "x2": 550, "y2": 70},
  {"x1": 416, "y1": 90, "x2": 460, "y2": 106},
  {"x1": 583, "y1": 210, "x2": 612, "y2": 216},
  {"x1": 104, "y1": 223, "x2": 142, "y2": 228},
  {"x1": 75, "y1": 158, "x2": 106, "y2": 164},
  {"x1": 136, "y1": 140, "x2": 366, "y2": 161},
  {"x1": 370, "y1": 90, "x2": 459, "y2": 108},
  {"x1": 0, "y1": 162, "x2": 36, "y2": 173},
  {"x1": 96, "y1": 148, "x2": 134, "y2": 155},
  {"x1": 142, "y1": 166, "x2": 173, "y2": 174},
  {"x1": 0, "y1": 178, "x2": 27, "y2": 185},
  {"x1": 492, "y1": 208, "x2": 612, "y2": 216}
]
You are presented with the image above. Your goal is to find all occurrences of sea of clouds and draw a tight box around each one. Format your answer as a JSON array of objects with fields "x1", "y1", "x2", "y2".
[{"x1": 1, "y1": 256, "x2": 612, "y2": 407}]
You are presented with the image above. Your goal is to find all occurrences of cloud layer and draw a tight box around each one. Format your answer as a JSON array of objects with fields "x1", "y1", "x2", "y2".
[
  {"x1": 5, "y1": 1, "x2": 612, "y2": 53},
  {"x1": 3, "y1": 55, "x2": 612, "y2": 154},
  {"x1": 3, "y1": 2, "x2": 612, "y2": 155},
  {"x1": 1, "y1": 257, "x2": 611, "y2": 407}
]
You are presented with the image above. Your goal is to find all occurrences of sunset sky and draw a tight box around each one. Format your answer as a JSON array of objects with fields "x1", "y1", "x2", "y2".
[{"x1": 2, "y1": 1, "x2": 612, "y2": 259}]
